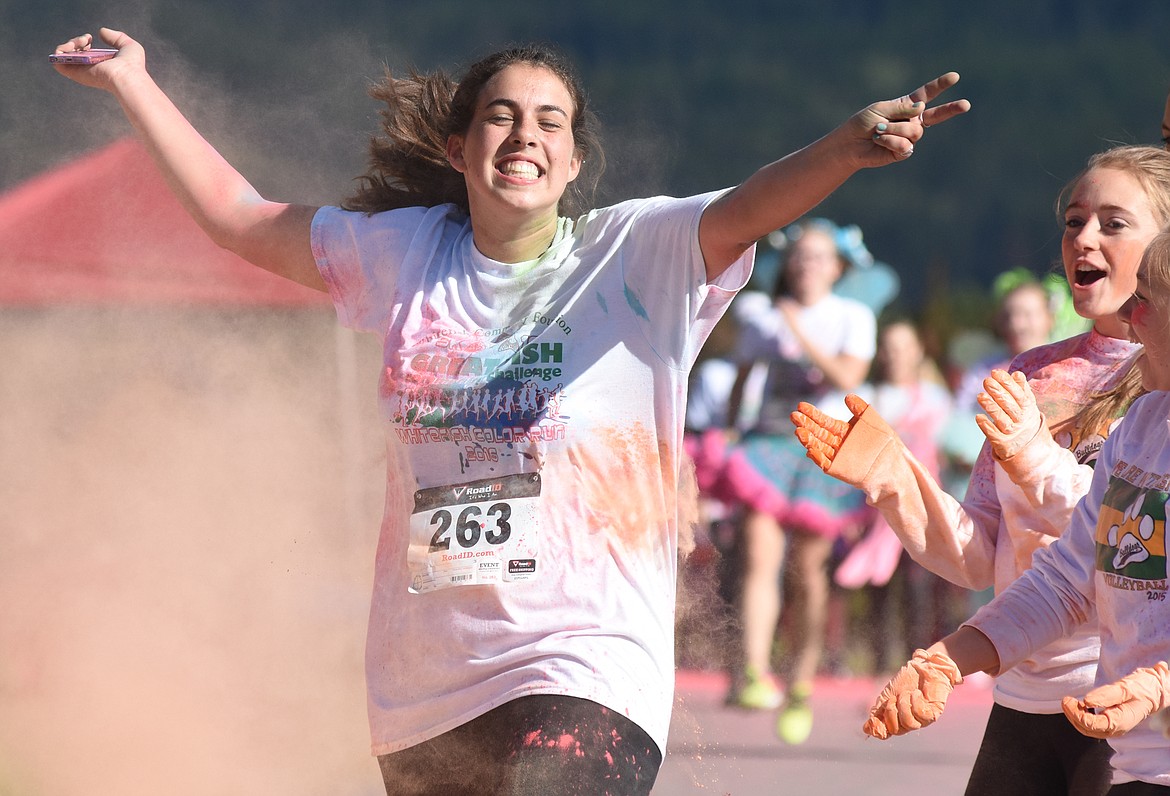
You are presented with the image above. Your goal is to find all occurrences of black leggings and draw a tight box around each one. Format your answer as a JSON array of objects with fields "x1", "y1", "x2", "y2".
[
  {"x1": 1111, "y1": 783, "x2": 1170, "y2": 795},
  {"x1": 964, "y1": 703, "x2": 1114, "y2": 796},
  {"x1": 378, "y1": 694, "x2": 662, "y2": 796}
]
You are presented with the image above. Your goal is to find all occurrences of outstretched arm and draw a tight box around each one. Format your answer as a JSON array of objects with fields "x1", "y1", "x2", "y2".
[
  {"x1": 791, "y1": 394, "x2": 1000, "y2": 590},
  {"x1": 698, "y1": 72, "x2": 970, "y2": 280},
  {"x1": 52, "y1": 29, "x2": 324, "y2": 291},
  {"x1": 870, "y1": 461, "x2": 1109, "y2": 741},
  {"x1": 863, "y1": 626, "x2": 999, "y2": 739}
]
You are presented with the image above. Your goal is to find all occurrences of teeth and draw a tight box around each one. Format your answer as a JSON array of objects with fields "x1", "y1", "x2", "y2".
[{"x1": 500, "y1": 161, "x2": 539, "y2": 178}]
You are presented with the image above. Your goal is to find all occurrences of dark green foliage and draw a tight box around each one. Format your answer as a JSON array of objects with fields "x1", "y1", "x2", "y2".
[{"x1": 8, "y1": 0, "x2": 1170, "y2": 318}]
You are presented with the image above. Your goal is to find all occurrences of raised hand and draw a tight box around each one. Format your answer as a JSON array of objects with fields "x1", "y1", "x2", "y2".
[
  {"x1": 1062, "y1": 662, "x2": 1170, "y2": 739},
  {"x1": 974, "y1": 369, "x2": 1044, "y2": 460},
  {"x1": 49, "y1": 26, "x2": 324, "y2": 290},
  {"x1": 790, "y1": 393, "x2": 870, "y2": 471},
  {"x1": 864, "y1": 649, "x2": 963, "y2": 739},
  {"x1": 851, "y1": 72, "x2": 971, "y2": 165},
  {"x1": 51, "y1": 28, "x2": 144, "y2": 91}
]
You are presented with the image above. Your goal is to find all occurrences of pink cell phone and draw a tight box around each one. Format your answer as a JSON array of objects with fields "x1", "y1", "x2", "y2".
[{"x1": 49, "y1": 49, "x2": 117, "y2": 65}]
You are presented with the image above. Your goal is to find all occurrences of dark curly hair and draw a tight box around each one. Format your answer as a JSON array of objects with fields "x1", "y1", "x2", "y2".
[{"x1": 343, "y1": 44, "x2": 604, "y2": 218}]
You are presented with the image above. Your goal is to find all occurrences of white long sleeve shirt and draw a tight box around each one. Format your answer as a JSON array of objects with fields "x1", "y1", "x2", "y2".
[
  {"x1": 968, "y1": 390, "x2": 1170, "y2": 786},
  {"x1": 827, "y1": 330, "x2": 1138, "y2": 712}
]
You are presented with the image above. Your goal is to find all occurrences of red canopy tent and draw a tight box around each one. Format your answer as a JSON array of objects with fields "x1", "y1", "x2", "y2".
[
  {"x1": 0, "y1": 136, "x2": 327, "y2": 307},
  {"x1": 0, "y1": 134, "x2": 368, "y2": 529},
  {"x1": 0, "y1": 137, "x2": 393, "y2": 794}
]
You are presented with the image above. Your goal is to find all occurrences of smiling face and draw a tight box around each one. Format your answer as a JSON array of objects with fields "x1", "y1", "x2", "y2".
[
  {"x1": 445, "y1": 63, "x2": 582, "y2": 230},
  {"x1": 1062, "y1": 167, "x2": 1163, "y2": 338}
]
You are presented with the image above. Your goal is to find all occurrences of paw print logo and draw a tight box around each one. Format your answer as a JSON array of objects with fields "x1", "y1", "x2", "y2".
[
  {"x1": 1097, "y1": 473, "x2": 1168, "y2": 581},
  {"x1": 1110, "y1": 492, "x2": 1157, "y2": 570}
]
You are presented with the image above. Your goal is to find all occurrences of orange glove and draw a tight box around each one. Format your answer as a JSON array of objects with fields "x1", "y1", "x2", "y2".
[
  {"x1": 790, "y1": 393, "x2": 871, "y2": 471},
  {"x1": 1062, "y1": 662, "x2": 1170, "y2": 739},
  {"x1": 863, "y1": 649, "x2": 963, "y2": 739},
  {"x1": 974, "y1": 369, "x2": 1044, "y2": 460}
]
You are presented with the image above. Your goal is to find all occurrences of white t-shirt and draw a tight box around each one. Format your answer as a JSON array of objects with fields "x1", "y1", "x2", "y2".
[
  {"x1": 311, "y1": 193, "x2": 752, "y2": 756},
  {"x1": 968, "y1": 390, "x2": 1170, "y2": 786},
  {"x1": 733, "y1": 291, "x2": 876, "y2": 429}
]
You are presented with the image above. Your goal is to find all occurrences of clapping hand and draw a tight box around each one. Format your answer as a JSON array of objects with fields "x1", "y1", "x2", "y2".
[
  {"x1": 791, "y1": 393, "x2": 870, "y2": 472},
  {"x1": 864, "y1": 649, "x2": 963, "y2": 739},
  {"x1": 975, "y1": 369, "x2": 1044, "y2": 460}
]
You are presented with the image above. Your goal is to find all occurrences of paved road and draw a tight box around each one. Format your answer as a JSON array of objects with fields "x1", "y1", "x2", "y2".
[{"x1": 654, "y1": 670, "x2": 995, "y2": 795}]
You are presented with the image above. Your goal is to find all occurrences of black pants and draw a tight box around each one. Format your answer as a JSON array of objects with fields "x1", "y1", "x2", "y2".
[
  {"x1": 1111, "y1": 783, "x2": 1170, "y2": 794},
  {"x1": 378, "y1": 694, "x2": 662, "y2": 796},
  {"x1": 964, "y1": 703, "x2": 1114, "y2": 796}
]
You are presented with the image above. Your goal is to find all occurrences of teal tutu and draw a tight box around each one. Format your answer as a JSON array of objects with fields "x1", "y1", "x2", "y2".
[{"x1": 720, "y1": 431, "x2": 868, "y2": 539}]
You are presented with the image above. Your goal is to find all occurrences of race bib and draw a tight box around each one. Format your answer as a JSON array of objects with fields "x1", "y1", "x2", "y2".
[{"x1": 407, "y1": 473, "x2": 541, "y2": 593}]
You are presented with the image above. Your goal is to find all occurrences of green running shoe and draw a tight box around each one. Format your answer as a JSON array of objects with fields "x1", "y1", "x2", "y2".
[
  {"x1": 728, "y1": 667, "x2": 783, "y2": 710},
  {"x1": 776, "y1": 685, "x2": 813, "y2": 744}
]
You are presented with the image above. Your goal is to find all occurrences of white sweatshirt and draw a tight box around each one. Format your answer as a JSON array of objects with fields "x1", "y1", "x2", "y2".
[{"x1": 968, "y1": 390, "x2": 1170, "y2": 786}]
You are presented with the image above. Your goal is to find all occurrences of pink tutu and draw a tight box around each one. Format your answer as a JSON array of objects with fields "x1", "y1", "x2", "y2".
[{"x1": 684, "y1": 428, "x2": 734, "y2": 496}]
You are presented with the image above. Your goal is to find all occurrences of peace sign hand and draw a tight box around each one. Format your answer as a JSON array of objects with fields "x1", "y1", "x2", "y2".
[{"x1": 849, "y1": 71, "x2": 971, "y2": 164}]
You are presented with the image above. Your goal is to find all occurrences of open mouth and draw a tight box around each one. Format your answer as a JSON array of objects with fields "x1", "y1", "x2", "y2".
[{"x1": 1074, "y1": 268, "x2": 1106, "y2": 287}]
